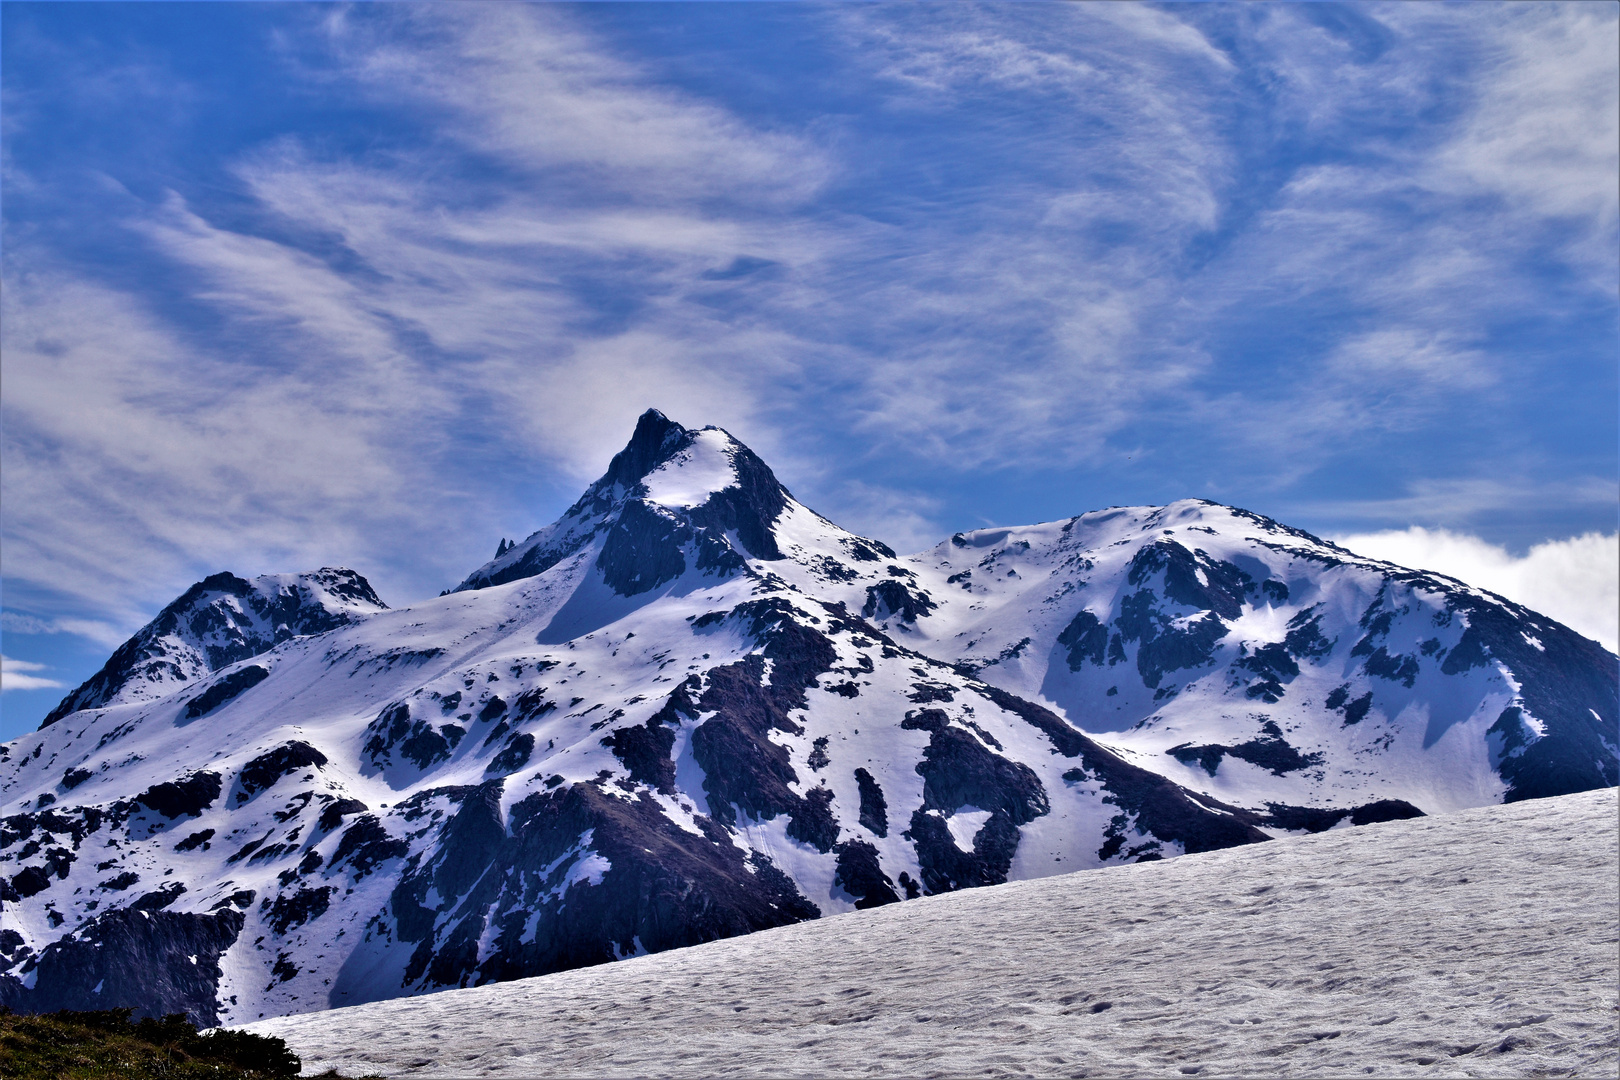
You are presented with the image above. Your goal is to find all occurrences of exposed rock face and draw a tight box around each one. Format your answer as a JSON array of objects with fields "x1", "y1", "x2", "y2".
[
  {"x1": 0, "y1": 907, "x2": 245, "y2": 1025},
  {"x1": 363, "y1": 778, "x2": 822, "y2": 1001},
  {"x1": 184, "y1": 666, "x2": 270, "y2": 720},
  {"x1": 3, "y1": 410, "x2": 1613, "y2": 1029},
  {"x1": 136, "y1": 772, "x2": 223, "y2": 819}
]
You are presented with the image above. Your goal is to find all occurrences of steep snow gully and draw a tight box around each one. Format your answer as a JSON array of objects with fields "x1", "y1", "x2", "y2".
[
  {"x1": 248, "y1": 788, "x2": 1619, "y2": 1079},
  {"x1": 3, "y1": 409, "x2": 1616, "y2": 1041}
]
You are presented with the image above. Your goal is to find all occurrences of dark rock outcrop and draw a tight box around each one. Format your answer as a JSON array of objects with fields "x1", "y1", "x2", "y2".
[
  {"x1": 862, "y1": 580, "x2": 936, "y2": 623},
  {"x1": 854, "y1": 768, "x2": 888, "y2": 837},
  {"x1": 183, "y1": 665, "x2": 270, "y2": 719},
  {"x1": 833, "y1": 840, "x2": 901, "y2": 909},
  {"x1": 1257, "y1": 799, "x2": 1425, "y2": 833},
  {"x1": 135, "y1": 772, "x2": 223, "y2": 819},
  {"x1": 901, "y1": 708, "x2": 1048, "y2": 893},
  {"x1": 239, "y1": 742, "x2": 328, "y2": 796},
  {"x1": 1167, "y1": 721, "x2": 1324, "y2": 778},
  {"x1": 0, "y1": 908, "x2": 245, "y2": 1026}
]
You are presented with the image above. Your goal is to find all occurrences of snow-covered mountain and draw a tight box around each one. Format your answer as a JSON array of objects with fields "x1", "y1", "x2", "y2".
[
  {"x1": 2, "y1": 410, "x2": 1615, "y2": 1028},
  {"x1": 835, "y1": 503, "x2": 1618, "y2": 812}
]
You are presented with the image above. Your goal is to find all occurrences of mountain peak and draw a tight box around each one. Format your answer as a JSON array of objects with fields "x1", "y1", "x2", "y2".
[
  {"x1": 455, "y1": 411, "x2": 794, "y2": 593},
  {"x1": 601, "y1": 409, "x2": 695, "y2": 491}
]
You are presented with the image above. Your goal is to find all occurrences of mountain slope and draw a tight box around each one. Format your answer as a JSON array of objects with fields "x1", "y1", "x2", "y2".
[
  {"x1": 2, "y1": 410, "x2": 1614, "y2": 1029},
  {"x1": 245, "y1": 788, "x2": 1620, "y2": 1079},
  {"x1": 38, "y1": 568, "x2": 388, "y2": 729},
  {"x1": 863, "y1": 502, "x2": 1617, "y2": 812}
]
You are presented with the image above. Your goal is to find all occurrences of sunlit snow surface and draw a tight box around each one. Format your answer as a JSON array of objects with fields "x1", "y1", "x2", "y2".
[
  {"x1": 248, "y1": 789, "x2": 1619, "y2": 1079},
  {"x1": 640, "y1": 429, "x2": 740, "y2": 509}
]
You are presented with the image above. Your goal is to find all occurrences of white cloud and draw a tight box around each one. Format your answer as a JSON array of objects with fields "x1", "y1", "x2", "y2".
[
  {"x1": 327, "y1": 5, "x2": 830, "y2": 203},
  {"x1": 1334, "y1": 527, "x2": 1619, "y2": 653},
  {"x1": 1294, "y1": 477, "x2": 1620, "y2": 527},
  {"x1": 0, "y1": 611, "x2": 128, "y2": 650},
  {"x1": 1427, "y1": 2, "x2": 1619, "y2": 279},
  {"x1": 0, "y1": 655, "x2": 65, "y2": 693},
  {"x1": 817, "y1": 4, "x2": 1238, "y2": 466}
]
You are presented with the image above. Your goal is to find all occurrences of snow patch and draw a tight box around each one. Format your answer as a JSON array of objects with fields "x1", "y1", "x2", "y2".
[
  {"x1": 566, "y1": 852, "x2": 611, "y2": 890},
  {"x1": 641, "y1": 431, "x2": 738, "y2": 509},
  {"x1": 945, "y1": 807, "x2": 992, "y2": 852}
]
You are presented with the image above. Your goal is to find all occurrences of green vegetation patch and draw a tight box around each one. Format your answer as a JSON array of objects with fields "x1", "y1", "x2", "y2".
[{"x1": 0, "y1": 1007, "x2": 378, "y2": 1080}]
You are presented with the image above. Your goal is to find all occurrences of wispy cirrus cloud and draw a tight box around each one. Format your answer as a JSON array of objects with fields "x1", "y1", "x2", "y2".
[
  {"x1": 4, "y1": 4, "x2": 843, "y2": 629},
  {"x1": 1424, "y1": 2, "x2": 1619, "y2": 281},
  {"x1": 0, "y1": 262, "x2": 424, "y2": 619},
  {"x1": 0, "y1": 655, "x2": 64, "y2": 693},
  {"x1": 325, "y1": 4, "x2": 831, "y2": 203},
  {"x1": 0, "y1": 611, "x2": 127, "y2": 651}
]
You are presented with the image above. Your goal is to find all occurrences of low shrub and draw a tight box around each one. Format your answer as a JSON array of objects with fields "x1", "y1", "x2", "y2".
[{"x1": 0, "y1": 1006, "x2": 375, "y2": 1079}]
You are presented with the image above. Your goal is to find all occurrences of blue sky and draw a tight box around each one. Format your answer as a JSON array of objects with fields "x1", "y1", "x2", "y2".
[{"x1": 2, "y1": 2, "x2": 1616, "y2": 737}]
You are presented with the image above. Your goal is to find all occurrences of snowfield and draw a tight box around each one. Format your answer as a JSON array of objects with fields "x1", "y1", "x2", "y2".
[{"x1": 248, "y1": 787, "x2": 1619, "y2": 1079}]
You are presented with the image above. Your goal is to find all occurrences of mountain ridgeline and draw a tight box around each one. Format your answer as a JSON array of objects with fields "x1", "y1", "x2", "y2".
[{"x1": 3, "y1": 410, "x2": 1615, "y2": 1027}]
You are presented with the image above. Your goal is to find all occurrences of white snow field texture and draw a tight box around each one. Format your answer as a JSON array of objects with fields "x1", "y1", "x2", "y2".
[
  {"x1": 3, "y1": 409, "x2": 1615, "y2": 1043},
  {"x1": 249, "y1": 788, "x2": 1620, "y2": 1079}
]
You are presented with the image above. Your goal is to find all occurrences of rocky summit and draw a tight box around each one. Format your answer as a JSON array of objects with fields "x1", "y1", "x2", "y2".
[{"x1": 2, "y1": 409, "x2": 1615, "y2": 1026}]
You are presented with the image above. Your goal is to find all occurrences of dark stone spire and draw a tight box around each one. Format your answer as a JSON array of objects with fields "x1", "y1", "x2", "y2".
[{"x1": 600, "y1": 409, "x2": 694, "y2": 491}]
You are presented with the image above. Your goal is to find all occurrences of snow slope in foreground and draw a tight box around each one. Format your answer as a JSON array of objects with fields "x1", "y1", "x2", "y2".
[{"x1": 248, "y1": 787, "x2": 1619, "y2": 1079}]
